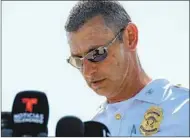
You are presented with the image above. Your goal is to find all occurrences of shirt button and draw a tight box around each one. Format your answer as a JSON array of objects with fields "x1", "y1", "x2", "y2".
[{"x1": 115, "y1": 113, "x2": 122, "y2": 120}]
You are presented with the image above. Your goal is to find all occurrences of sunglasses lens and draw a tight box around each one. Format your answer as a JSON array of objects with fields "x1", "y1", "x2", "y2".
[
  {"x1": 68, "y1": 57, "x2": 82, "y2": 69},
  {"x1": 68, "y1": 47, "x2": 108, "y2": 69},
  {"x1": 87, "y1": 47, "x2": 108, "y2": 62}
]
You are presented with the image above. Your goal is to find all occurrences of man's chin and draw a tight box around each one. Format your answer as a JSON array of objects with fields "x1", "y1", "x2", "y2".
[{"x1": 92, "y1": 87, "x2": 110, "y2": 97}]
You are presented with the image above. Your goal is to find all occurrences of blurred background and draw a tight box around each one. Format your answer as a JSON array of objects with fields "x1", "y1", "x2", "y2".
[{"x1": 2, "y1": 1, "x2": 189, "y2": 136}]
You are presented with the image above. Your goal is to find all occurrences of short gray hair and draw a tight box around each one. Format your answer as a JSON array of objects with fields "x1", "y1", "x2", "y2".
[{"x1": 65, "y1": 0, "x2": 132, "y2": 38}]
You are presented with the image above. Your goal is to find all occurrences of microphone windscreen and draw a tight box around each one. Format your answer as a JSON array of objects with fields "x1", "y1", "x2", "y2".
[
  {"x1": 1, "y1": 111, "x2": 12, "y2": 129},
  {"x1": 37, "y1": 132, "x2": 48, "y2": 137},
  {"x1": 37, "y1": 126, "x2": 48, "y2": 137},
  {"x1": 1, "y1": 112, "x2": 13, "y2": 137},
  {"x1": 84, "y1": 121, "x2": 111, "y2": 137},
  {"x1": 11, "y1": 90, "x2": 49, "y2": 136},
  {"x1": 56, "y1": 116, "x2": 84, "y2": 137},
  {"x1": 1, "y1": 129, "x2": 13, "y2": 137}
]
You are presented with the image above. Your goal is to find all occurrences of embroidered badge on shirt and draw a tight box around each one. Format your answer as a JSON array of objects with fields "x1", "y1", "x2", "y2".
[{"x1": 140, "y1": 106, "x2": 163, "y2": 136}]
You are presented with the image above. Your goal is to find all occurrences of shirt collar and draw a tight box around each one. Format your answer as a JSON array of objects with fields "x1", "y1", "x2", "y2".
[
  {"x1": 134, "y1": 78, "x2": 171, "y2": 105},
  {"x1": 99, "y1": 79, "x2": 171, "y2": 110}
]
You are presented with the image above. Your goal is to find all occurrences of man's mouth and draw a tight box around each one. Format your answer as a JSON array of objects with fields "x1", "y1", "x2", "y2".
[{"x1": 90, "y1": 79, "x2": 106, "y2": 89}]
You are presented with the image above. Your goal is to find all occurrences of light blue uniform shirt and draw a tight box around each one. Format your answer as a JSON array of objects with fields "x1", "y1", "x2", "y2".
[{"x1": 92, "y1": 79, "x2": 189, "y2": 136}]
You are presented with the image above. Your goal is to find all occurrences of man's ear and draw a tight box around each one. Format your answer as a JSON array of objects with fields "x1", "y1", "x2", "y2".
[{"x1": 122, "y1": 23, "x2": 138, "y2": 51}]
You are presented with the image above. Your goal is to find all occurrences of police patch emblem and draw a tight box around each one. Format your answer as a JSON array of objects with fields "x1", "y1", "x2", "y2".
[{"x1": 140, "y1": 106, "x2": 163, "y2": 136}]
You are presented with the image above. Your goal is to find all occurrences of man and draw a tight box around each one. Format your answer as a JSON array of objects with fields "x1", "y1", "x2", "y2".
[{"x1": 65, "y1": 1, "x2": 189, "y2": 136}]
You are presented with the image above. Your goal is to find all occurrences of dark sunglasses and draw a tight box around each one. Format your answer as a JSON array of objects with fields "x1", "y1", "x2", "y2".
[{"x1": 67, "y1": 28, "x2": 124, "y2": 69}]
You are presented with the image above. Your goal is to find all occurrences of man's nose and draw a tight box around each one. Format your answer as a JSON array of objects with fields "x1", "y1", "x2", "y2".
[{"x1": 82, "y1": 58, "x2": 97, "y2": 78}]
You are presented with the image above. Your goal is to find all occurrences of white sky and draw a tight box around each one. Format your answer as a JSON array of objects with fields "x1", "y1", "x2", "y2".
[{"x1": 2, "y1": 1, "x2": 189, "y2": 136}]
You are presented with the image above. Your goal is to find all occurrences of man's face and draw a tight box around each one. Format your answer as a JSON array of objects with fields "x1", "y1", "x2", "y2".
[{"x1": 67, "y1": 16, "x2": 132, "y2": 98}]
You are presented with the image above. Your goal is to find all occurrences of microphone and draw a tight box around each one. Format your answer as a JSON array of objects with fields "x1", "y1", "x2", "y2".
[
  {"x1": 37, "y1": 126, "x2": 48, "y2": 137},
  {"x1": 1, "y1": 111, "x2": 13, "y2": 137},
  {"x1": 84, "y1": 121, "x2": 111, "y2": 137},
  {"x1": 11, "y1": 90, "x2": 49, "y2": 137},
  {"x1": 56, "y1": 116, "x2": 84, "y2": 137}
]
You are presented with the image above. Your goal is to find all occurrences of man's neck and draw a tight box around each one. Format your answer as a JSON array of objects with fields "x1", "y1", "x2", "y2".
[{"x1": 107, "y1": 70, "x2": 152, "y2": 104}]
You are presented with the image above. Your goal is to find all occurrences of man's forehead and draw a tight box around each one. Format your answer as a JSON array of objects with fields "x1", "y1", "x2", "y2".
[
  {"x1": 66, "y1": 16, "x2": 115, "y2": 56},
  {"x1": 68, "y1": 28, "x2": 110, "y2": 46},
  {"x1": 67, "y1": 30, "x2": 114, "y2": 56},
  {"x1": 67, "y1": 16, "x2": 112, "y2": 40}
]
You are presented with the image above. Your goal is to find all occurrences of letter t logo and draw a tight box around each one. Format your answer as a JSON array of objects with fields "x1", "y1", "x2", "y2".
[{"x1": 22, "y1": 98, "x2": 38, "y2": 112}]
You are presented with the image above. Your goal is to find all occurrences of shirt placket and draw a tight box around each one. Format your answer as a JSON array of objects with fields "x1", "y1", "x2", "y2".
[{"x1": 107, "y1": 99, "x2": 135, "y2": 136}]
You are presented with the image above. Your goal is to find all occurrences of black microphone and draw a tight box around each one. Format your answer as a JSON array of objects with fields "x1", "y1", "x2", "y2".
[
  {"x1": 11, "y1": 90, "x2": 49, "y2": 137},
  {"x1": 1, "y1": 111, "x2": 13, "y2": 137},
  {"x1": 84, "y1": 121, "x2": 111, "y2": 137},
  {"x1": 37, "y1": 126, "x2": 48, "y2": 137},
  {"x1": 56, "y1": 116, "x2": 84, "y2": 137}
]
